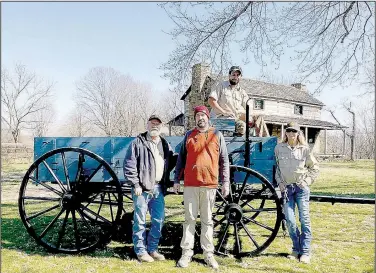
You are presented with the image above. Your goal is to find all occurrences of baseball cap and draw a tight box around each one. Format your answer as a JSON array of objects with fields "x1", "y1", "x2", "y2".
[
  {"x1": 286, "y1": 121, "x2": 300, "y2": 131},
  {"x1": 229, "y1": 66, "x2": 242, "y2": 75},
  {"x1": 148, "y1": 114, "x2": 163, "y2": 123}
]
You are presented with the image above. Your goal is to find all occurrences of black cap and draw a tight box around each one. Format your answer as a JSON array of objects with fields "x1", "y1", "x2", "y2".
[
  {"x1": 148, "y1": 115, "x2": 162, "y2": 123},
  {"x1": 229, "y1": 66, "x2": 242, "y2": 75}
]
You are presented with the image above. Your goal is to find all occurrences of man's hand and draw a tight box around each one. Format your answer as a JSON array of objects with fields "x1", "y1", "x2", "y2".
[
  {"x1": 173, "y1": 183, "x2": 180, "y2": 194},
  {"x1": 278, "y1": 182, "x2": 286, "y2": 193},
  {"x1": 221, "y1": 184, "x2": 230, "y2": 198},
  {"x1": 134, "y1": 187, "x2": 142, "y2": 196}
]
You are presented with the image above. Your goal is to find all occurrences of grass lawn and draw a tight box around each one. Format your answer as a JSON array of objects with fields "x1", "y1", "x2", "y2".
[{"x1": 1, "y1": 160, "x2": 374, "y2": 273}]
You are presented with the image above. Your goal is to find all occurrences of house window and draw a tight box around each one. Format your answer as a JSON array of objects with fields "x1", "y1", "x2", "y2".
[
  {"x1": 254, "y1": 99, "x2": 264, "y2": 110},
  {"x1": 294, "y1": 105, "x2": 303, "y2": 115}
]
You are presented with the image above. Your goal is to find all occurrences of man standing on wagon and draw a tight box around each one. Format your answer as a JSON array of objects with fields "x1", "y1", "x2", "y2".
[
  {"x1": 207, "y1": 65, "x2": 250, "y2": 134},
  {"x1": 173, "y1": 105, "x2": 230, "y2": 269},
  {"x1": 124, "y1": 114, "x2": 175, "y2": 263}
]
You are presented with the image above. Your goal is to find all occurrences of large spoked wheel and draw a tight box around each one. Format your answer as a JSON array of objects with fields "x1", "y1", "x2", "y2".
[
  {"x1": 213, "y1": 165, "x2": 282, "y2": 257},
  {"x1": 18, "y1": 147, "x2": 123, "y2": 254}
]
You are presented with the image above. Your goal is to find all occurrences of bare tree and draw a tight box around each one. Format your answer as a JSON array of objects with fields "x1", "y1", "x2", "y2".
[
  {"x1": 28, "y1": 103, "x2": 55, "y2": 137},
  {"x1": 75, "y1": 67, "x2": 158, "y2": 137},
  {"x1": 326, "y1": 96, "x2": 375, "y2": 160},
  {"x1": 343, "y1": 102, "x2": 356, "y2": 160},
  {"x1": 160, "y1": 2, "x2": 374, "y2": 94},
  {"x1": 116, "y1": 82, "x2": 158, "y2": 136},
  {"x1": 1, "y1": 63, "x2": 54, "y2": 143},
  {"x1": 255, "y1": 70, "x2": 300, "y2": 86},
  {"x1": 326, "y1": 106, "x2": 355, "y2": 160},
  {"x1": 65, "y1": 104, "x2": 92, "y2": 137},
  {"x1": 76, "y1": 67, "x2": 129, "y2": 136}
]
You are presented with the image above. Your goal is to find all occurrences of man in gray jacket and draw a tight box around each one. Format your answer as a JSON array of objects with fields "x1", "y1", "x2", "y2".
[{"x1": 124, "y1": 115, "x2": 175, "y2": 263}]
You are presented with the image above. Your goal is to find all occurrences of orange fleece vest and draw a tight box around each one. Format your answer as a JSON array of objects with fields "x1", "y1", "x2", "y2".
[{"x1": 184, "y1": 127, "x2": 220, "y2": 188}]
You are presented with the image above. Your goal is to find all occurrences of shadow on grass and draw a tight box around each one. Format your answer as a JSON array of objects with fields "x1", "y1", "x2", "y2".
[
  {"x1": 113, "y1": 219, "x2": 201, "y2": 261},
  {"x1": 2, "y1": 205, "x2": 198, "y2": 261}
]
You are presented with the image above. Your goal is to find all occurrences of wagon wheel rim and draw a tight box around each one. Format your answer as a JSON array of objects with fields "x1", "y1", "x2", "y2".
[
  {"x1": 213, "y1": 165, "x2": 282, "y2": 257},
  {"x1": 18, "y1": 147, "x2": 123, "y2": 254}
]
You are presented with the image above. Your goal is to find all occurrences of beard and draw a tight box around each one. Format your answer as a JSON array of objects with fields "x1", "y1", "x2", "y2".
[
  {"x1": 229, "y1": 79, "x2": 238, "y2": 85},
  {"x1": 197, "y1": 119, "x2": 207, "y2": 128},
  {"x1": 149, "y1": 128, "x2": 160, "y2": 137}
]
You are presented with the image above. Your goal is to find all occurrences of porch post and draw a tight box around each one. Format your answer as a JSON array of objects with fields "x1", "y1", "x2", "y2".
[
  {"x1": 305, "y1": 127, "x2": 308, "y2": 140},
  {"x1": 281, "y1": 124, "x2": 284, "y2": 141},
  {"x1": 324, "y1": 129, "x2": 328, "y2": 154},
  {"x1": 342, "y1": 129, "x2": 346, "y2": 155}
]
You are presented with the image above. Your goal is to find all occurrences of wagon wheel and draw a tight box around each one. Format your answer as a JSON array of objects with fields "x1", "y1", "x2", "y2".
[
  {"x1": 18, "y1": 147, "x2": 123, "y2": 254},
  {"x1": 213, "y1": 165, "x2": 282, "y2": 257},
  {"x1": 114, "y1": 185, "x2": 134, "y2": 243}
]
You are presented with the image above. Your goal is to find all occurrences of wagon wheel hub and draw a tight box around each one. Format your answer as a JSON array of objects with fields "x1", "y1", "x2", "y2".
[
  {"x1": 60, "y1": 193, "x2": 81, "y2": 210},
  {"x1": 225, "y1": 203, "x2": 243, "y2": 223}
]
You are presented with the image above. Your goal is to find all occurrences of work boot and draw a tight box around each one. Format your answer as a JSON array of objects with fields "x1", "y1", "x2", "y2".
[
  {"x1": 300, "y1": 254, "x2": 311, "y2": 264},
  {"x1": 177, "y1": 254, "x2": 192, "y2": 268},
  {"x1": 149, "y1": 251, "x2": 165, "y2": 261},
  {"x1": 137, "y1": 253, "x2": 154, "y2": 263},
  {"x1": 204, "y1": 254, "x2": 219, "y2": 269},
  {"x1": 287, "y1": 251, "x2": 299, "y2": 260}
]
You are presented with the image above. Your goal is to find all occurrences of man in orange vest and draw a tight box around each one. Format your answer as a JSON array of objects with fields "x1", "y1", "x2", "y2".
[{"x1": 173, "y1": 105, "x2": 230, "y2": 269}]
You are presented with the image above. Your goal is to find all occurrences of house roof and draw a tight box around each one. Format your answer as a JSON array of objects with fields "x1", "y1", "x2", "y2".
[
  {"x1": 167, "y1": 113, "x2": 184, "y2": 126},
  {"x1": 181, "y1": 75, "x2": 324, "y2": 106},
  {"x1": 262, "y1": 114, "x2": 346, "y2": 130},
  {"x1": 168, "y1": 113, "x2": 345, "y2": 130},
  {"x1": 240, "y1": 78, "x2": 324, "y2": 106}
]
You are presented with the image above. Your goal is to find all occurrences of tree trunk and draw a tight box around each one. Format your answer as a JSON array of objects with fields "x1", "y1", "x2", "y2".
[{"x1": 350, "y1": 110, "x2": 356, "y2": 160}]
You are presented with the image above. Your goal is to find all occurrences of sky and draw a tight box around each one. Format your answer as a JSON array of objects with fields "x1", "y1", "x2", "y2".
[{"x1": 2, "y1": 2, "x2": 373, "y2": 135}]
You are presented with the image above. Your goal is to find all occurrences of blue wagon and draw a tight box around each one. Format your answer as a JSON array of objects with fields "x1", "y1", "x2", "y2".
[{"x1": 18, "y1": 104, "x2": 283, "y2": 257}]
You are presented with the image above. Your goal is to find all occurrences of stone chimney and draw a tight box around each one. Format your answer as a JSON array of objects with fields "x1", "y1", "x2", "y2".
[
  {"x1": 291, "y1": 83, "x2": 307, "y2": 92},
  {"x1": 185, "y1": 63, "x2": 211, "y2": 130}
]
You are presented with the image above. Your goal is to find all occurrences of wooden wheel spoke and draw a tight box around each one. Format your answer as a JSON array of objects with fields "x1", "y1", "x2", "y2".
[
  {"x1": 240, "y1": 220, "x2": 260, "y2": 249},
  {"x1": 84, "y1": 163, "x2": 104, "y2": 183},
  {"x1": 236, "y1": 172, "x2": 250, "y2": 204},
  {"x1": 74, "y1": 153, "x2": 84, "y2": 182},
  {"x1": 234, "y1": 223, "x2": 241, "y2": 255},
  {"x1": 30, "y1": 179, "x2": 63, "y2": 197},
  {"x1": 39, "y1": 208, "x2": 66, "y2": 239},
  {"x1": 216, "y1": 189, "x2": 229, "y2": 205},
  {"x1": 56, "y1": 209, "x2": 70, "y2": 248},
  {"x1": 76, "y1": 208, "x2": 97, "y2": 238},
  {"x1": 61, "y1": 152, "x2": 71, "y2": 191},
  {"x1": 239, "y1": 187, "x2": 266, "y2": 208},
  {"x1": 27, "y1": 204, "x2": 60, "y2": 221},
  {"x1": 71, "y1": 210, "x2": 81, "y2": 251},
  {"x1": 243, "y1": 215, "x2": 274, "y2": 232},
  {"x1": 107, "y1": 193, "x2": 114, "y2": 222},
  {"x1": 42, "y1": 160, "x2": 66, "y2": 193},
  {"x1": 80, "y1": 205, "x2": 112, "y2": 225},
  {"x1": 216, "y1": 221, "x2": 230, "y2": 252}
]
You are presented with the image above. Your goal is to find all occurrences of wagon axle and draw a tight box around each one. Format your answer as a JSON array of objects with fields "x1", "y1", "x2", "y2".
[{"x1": 225, "y1": 203, "x2": 243, "y2": 223}]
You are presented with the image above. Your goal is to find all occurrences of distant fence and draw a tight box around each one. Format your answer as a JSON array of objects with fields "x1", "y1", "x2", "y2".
[{"x1": 1, "y1": 143, "x2": 33, "y2": 164}]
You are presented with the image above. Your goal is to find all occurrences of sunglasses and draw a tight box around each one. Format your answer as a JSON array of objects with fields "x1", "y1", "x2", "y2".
[{"x1": 286, "y1": 129, "x2": 298, "y2": 133}]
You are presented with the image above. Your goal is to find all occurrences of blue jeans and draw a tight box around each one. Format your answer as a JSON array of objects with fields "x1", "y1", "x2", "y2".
[
  {"x1": 283, "y1": 184, "x2": 312, "y2": 256},
  {"x1": 132, "y1": 184, "x2": 165, "y2": 256}
]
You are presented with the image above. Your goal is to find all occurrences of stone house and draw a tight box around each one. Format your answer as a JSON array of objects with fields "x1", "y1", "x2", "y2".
[{"x1": 167, "y1": 63, "x2": 346, "y2": 155}]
